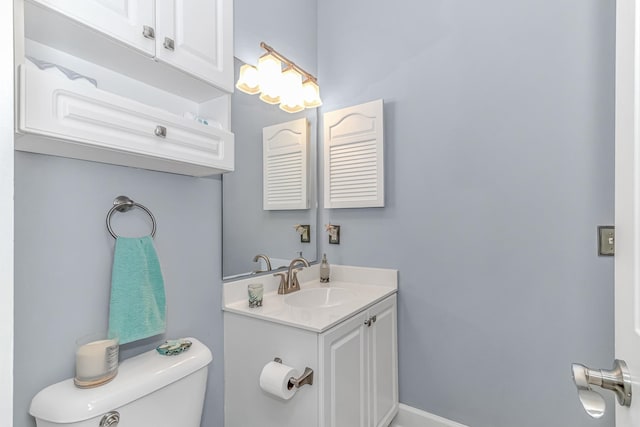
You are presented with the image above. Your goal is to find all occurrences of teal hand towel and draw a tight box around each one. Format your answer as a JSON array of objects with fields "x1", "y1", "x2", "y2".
[{"x1": 108, "y1": 236, "x2": 166, "y2": 344}]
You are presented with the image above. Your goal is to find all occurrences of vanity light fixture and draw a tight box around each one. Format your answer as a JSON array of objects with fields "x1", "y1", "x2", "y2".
[
  {"x1": 235, "y1": 64, "x2": 260, "y2": 94},
  {"x1": 258, "y1": 52, "x2": 282, "y2": 104},
  {"x1": 236, "y1": 42, "x2": 322, "y2": 112}
]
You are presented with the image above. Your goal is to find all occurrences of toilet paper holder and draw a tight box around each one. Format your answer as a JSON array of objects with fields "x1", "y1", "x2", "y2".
[{"x1": 274, "y1": 357, "x2": 314, "y2": 389}]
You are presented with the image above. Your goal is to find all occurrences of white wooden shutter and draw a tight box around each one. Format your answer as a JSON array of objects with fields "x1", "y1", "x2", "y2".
[
  {"x1": 263, "y1": 118, "x2": 309, "y2": 210},
  {"x1": 323, "y1": 99, "x2": 384, "y2": 208}
]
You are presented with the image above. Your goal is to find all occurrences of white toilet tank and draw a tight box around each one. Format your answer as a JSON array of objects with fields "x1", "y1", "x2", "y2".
[{"x1": 30, "y1": 337, "x2": 212, "y2": 427}]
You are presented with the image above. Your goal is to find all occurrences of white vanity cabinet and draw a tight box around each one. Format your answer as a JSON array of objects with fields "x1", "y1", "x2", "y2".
[
  {"x1": 224, "y1": 278, "x2": 399, "y2": 427},
  {"x1": 319, "y1": 295, "x2": 398, "y2": 427},
  {"x1": 25, "y1": 0, "x2": 234, "y2": 92}
]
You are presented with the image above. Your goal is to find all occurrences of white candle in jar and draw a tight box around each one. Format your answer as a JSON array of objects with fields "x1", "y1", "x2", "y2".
[{"x1": 75, "y1": 338, "x2": 118, "y2": 380}]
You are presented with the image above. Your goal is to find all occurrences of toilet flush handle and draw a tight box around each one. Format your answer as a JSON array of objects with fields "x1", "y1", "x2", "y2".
[{"x1": 100, "y1": 411, "x2": 120, "y2": 427}]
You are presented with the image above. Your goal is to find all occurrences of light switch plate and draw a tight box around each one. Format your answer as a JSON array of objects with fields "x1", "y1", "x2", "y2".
[
  {"x1": 328, "y1": 225, "x2": 340, "y2": 244},
  {"x1": 299, "y1": 225, "x2": 311, "y2": 243},
  {"x1": 598, "y1": 226, "x2": 615, "y2": 256}
]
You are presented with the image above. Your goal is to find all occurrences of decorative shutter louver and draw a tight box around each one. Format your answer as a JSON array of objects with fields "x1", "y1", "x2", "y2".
[
  {"x1": 323, "y1": 99, "x2": 384, "y2": 208},
  {"x1": 263, "y1": 118, "x2": 309, "y2": 210}
]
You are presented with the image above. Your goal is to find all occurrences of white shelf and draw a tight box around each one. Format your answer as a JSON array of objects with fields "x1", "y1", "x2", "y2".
[{"x1": 17, "y1": 65, "x2": 234, "y2": 176}]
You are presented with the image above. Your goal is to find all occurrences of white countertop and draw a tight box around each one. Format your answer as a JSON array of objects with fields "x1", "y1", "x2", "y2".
[{"x1": 223, "y1": 264, "x2": 398, "y2": 333}]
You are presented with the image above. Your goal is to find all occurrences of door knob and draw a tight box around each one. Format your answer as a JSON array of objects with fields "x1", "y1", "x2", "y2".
[{"x1": 571, "y1": 359, "x2": 632, "y2": 418}]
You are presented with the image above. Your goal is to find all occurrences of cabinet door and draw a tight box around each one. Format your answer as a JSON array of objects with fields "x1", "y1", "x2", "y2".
[
  {"x1": 155, "y1": 0, "x2": 234, "y2": 92},
  {"x1": 29, "y1": 0, "x2": 155, "y2": 55},
  {"x1": 320, "y1": 311, "x2": 369, "y2": 427},
  {"x1": 369, "y1": 295, "x2": 399, "y2": 427}
]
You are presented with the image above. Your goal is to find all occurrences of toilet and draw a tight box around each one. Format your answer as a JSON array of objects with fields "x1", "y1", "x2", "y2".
[{"x1": 29, "y1": 337, "x2": 212, "y2": 427}]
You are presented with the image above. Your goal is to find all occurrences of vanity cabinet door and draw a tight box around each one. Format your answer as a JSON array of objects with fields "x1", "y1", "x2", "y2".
[
  {"x1": 320, "y1": 310, "x2": 370, "y2": 427},
  {"x1": 320, "y1": 295, "x2": 399, "y2": 427},
  {"x1": 368, "y1": 295, "x2": 399, "y2": 427},
  {"x1": 155, "y1": 0, "x2": 234, "y2": 92},
  {"x1": 28, "y1": 0, "x2": 155, "y2": 55}
]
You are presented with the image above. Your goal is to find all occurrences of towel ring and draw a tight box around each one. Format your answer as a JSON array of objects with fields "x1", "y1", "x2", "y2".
[{"x1": 106, "y1": 196, "x2": 157, "y2": 239}]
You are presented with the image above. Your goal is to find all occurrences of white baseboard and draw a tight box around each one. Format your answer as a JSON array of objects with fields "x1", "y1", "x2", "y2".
[{"x1": 390, "y1": 404, "x2": 469, "y2": 427}]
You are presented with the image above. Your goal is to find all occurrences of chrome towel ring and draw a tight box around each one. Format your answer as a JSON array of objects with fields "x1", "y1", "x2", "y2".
[{"x1": 106, "y1": 195, "x2": 157, "y2": 239}]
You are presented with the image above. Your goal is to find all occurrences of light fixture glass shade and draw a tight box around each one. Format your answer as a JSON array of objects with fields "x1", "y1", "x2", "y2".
[
  {"x1": 279, "y1": 67, "x2": 305, "y2": 113},
  {"x1": 258, "y1": 53, "x2": 282, "y2": 104},
  {"x1": 302, "y1": 78, "x2": 322, "y2": 108},
  {"x1": 235, "y1": 64, "x2": 260, "y2": 94}
]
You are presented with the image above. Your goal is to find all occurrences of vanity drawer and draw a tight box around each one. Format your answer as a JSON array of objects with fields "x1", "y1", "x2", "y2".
[{"x1": 17, "y1": 65, "x2": 234, "y2": 176}]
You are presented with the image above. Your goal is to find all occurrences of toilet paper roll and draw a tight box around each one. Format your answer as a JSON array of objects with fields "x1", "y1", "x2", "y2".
[{"x1": 259, "y1": 361, "x2": 299, "y2": 400}]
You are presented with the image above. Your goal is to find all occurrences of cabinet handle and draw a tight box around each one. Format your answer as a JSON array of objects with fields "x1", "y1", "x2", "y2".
[
  {"x1": 154, "y1": 126, "x2": 167, "y2": 138},
  {"x1": 142, "y1": 25, "x2": 155, "y2": 40},
  {"x1": 371, "y1": 315, "x2": 377, "y2": 324},
  {"x1": 163, "y1": 37, "x2": 175, "y2": 51},
  {"x1": 364, "y1": 315, "x2": 377, "y2": 327},
  {"x1": 364, "y1": 318, "x2": 372, "y2": 327}
]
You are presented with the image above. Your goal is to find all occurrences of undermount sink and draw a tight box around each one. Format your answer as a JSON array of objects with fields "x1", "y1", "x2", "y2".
[{"x1": 284, "y1": 287, "x2": 355, "y2": 308}]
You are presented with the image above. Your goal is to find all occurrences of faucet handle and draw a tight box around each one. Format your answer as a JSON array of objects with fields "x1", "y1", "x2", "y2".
[
  {"x1": 274, "y1": 273, "x2": 287, "y2": 295},
  {"x1": 291, "y1": 268, "x2": 304, "y2": 290}
]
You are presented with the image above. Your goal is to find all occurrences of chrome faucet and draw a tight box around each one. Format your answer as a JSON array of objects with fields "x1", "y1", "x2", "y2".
[
  {"x1": 274, "y1": 257, "x2": 310, "y2": 294},
  {"x1": 252, "y1": 254, "x2": 272, "y2": 272}
]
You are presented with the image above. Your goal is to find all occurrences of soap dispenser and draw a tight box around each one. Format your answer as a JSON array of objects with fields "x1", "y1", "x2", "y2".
[{"x1": 320, "y1": 253, "x2": 330, "y2": 283}]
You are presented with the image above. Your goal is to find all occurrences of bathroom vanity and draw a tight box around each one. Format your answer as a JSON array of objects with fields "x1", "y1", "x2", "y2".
[{"x1": 223, "y1": 265, "x2": 398, "y2": 427}]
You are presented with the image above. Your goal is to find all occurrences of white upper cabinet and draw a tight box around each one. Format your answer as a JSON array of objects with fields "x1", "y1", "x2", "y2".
[
  {"x1": 155, "y1": 0, "x2": 233, "y2": 91},
  {"x1": 24, "y1": 0, "x2": 234, "y2": 98},
  {"x1": 28, "y1": 0, "x2": 155, "y2": 55},
  {"x1": 17, "y1": 0, "x2": 235, "y2": 176}
]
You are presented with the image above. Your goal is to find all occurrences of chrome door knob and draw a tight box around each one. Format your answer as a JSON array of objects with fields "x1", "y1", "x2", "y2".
[{"x1": 571, "y1": 359, "x2": 632, "y2": 419}]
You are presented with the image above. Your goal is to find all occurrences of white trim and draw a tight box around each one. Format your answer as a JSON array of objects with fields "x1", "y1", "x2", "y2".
[
  {"x1": 390, "y1": 404, "x2": 469, "y2": 427},
  {"x1": 615, "y1": 0, "x2": 640, "y2": 425},
  {"x1": 0, "y1": 1, "x2": 14, "y2": 426}
]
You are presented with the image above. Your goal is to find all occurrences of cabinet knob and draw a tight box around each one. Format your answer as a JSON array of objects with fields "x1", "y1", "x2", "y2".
[
  {"x1": 154, "y1": 126, "x2": 167, "y2": 138},
  {"x1": 142, "y1": 25, "x2": 155, "y2": 40},
  {"x1": 163, "y1": 37, "x2": 175, "y2": 51},
  {"x1": 364, "y1": 315, "x2": 377, "y2": 327}
]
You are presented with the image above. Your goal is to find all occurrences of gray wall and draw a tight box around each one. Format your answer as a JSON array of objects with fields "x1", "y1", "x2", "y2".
[
  {"x1": 14, "y1": 152, "x2": 224, "y2": 427},
  {"x1": 234, "y1": 0, "x2": 317, "y2": 76},
  {"x1": 317, "y1": 1, "x2": 615, "y2": 426}
]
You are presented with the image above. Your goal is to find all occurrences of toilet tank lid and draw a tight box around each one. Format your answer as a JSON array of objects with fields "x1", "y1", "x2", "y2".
[{"x1": 29, "y1": 337, "x2": 212, "y2": 424}]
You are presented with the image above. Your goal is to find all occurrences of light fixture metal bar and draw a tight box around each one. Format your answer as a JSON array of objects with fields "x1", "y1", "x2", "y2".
[{"x1": 260, "y1": 41, "x2": 318, "y2": 83}]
